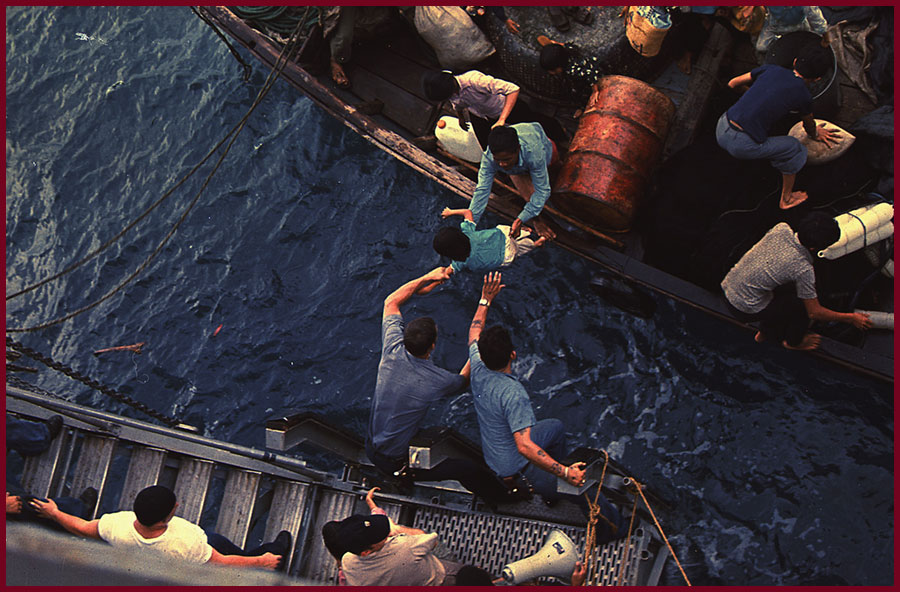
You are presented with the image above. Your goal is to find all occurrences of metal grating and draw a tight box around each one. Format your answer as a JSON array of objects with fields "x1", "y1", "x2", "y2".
[{"x1": 413, "y1": 505, "x2": 650, "y2": 585}]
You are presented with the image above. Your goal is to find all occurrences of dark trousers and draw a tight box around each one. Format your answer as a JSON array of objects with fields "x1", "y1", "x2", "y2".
[
  {"x1": 6, "y1": 415, "x2": 52, "y2": 457},
  {"x1": 366, "y1": 443, "x2": 511, "y2": 504},
  {"x1": 519, "y1": 419, "x2": 628, "y2": 544},
  {"x1": 206, "y1": 532, "x2": 284, "y2": 557},
  {"x1": 469, "y1": 100, "x2": 568, "y2": 148},
  {"x1": 726, "y1": 284, "x2": 810, "y2": 346}
]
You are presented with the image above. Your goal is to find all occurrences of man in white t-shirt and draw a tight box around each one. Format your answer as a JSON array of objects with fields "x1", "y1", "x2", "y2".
[{"x1": 31, "y1": 485, "x2": 289, "y2": 571}]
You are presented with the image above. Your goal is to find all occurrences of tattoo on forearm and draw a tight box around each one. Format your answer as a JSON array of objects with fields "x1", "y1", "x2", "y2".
[
  {"x1": 537, "y1": 449, "x2": 546, "y2": 457},
  {"x1": 551, "y1": 462, "x2": 563, "y2": 476},
  {"x1": 470, "y1": 320, "x2": 483, "y2": 329}
]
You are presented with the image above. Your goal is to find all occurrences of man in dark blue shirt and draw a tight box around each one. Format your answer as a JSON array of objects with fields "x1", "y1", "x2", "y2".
[{"x1": 716, "y1": 44, "x2": 837, "y2": 209}]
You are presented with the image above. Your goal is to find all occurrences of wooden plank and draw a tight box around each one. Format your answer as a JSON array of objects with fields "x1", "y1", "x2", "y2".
[
  {"x1": 118, "y1": 447, "x2": 167, "y2": 510},
  {"x1": 20, "y1": 428, "x2": 70, "y2": 498},
  {"x1": 173, "y1": 458, "x2": 214, "y2": 523},
  {"x1": 346, "y1": 65, "x2": 436, "y2": 137},
  {"x1": 263, "y1": 480, "x2": 310, "y2": 574},
  {"x1": 214, "y1": 469, "x2": 262, "y2": 549},
  {"x1": 69, "y1": 435, "x2": 117, "y2": 519},
  {"x1": 352, "y1": 43, "x2": 434, "y2": 101}
]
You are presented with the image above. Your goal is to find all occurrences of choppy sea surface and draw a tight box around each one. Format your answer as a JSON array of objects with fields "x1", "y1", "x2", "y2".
[{"x1": 5, "y1": 7, "x2": 893, "y2": 585}]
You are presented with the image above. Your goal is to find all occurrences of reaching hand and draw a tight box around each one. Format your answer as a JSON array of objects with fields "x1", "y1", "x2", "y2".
[
  {"x1": 6, "y1": 493, "x2": 22, "y2": 515},
  {"x1": 365, "y1": 486, "x2": 381, "y2": 511},
  {"x1": 29, "y1": 497, "x2": 57, "y2": 519},
  {"x1": 506, "y1": 18, "x2": 521, "y2": 35},
  {"x1": 571, "y1": 560, "x2": 587, "y2": 586},
  {"x1": 441, "y1": 207, "x2": 452, "y2": 218},
  {"x1": 480, "y1": 271, "x2": 504, "y2": 304},
  {"x1": 509, "y1": 218, "x2": 523, "y2": 239},
  {"x1": 565, "y1": 462, "x2": 587, "y2": 487},
  {"x1": 491, "y1": 119, "x2": 506, "y2": 129},
  {"x1": 850, "y1": 312, "x2": 872, "y2": 330},
  {"x1": 258, "y1": 552, "x2": 282, "y2": 570},
  {"x1": 812, "y1": 123, "x2": 839, "y2": 147},
  {"x1": 458, "y1": 118, "x2": 470, "y2": 132}
]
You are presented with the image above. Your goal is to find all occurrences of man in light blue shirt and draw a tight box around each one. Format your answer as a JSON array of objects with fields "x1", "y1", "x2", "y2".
[
  {"x1": 469, "y1": 123, "x2": 558, "y2": 241},
  {"x1": 466, "y1": 272, "x2": 626, "y2": 544}
]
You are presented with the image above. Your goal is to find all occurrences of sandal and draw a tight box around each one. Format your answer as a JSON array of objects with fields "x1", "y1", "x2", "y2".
[{"x1": 547, "y1": 6, "x2": 570, "y2": 32}]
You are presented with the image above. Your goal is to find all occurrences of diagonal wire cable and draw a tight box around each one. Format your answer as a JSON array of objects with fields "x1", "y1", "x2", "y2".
[{"x1": 8, "y1": 10, "x2": 307, "y2": 332}]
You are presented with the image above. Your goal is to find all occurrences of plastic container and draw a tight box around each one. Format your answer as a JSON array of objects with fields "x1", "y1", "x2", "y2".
[{"x1": 434, "y1": 115, "x2": 484, "y2": 163}]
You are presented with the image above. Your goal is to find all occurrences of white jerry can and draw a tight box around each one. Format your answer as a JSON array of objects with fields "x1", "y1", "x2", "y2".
[{"x1": 434, "y1": 115, "x2": 484, "y2": 163}]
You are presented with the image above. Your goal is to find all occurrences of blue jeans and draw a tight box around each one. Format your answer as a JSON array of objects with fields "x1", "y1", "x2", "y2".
[
  {"x1": 6, "y1": 415, "x2": 52, "y2": 457},
  {"x1": 716, "y1": 113, "x2": 807, "y2": 174},
  {"x1": 521, "y1": 419, "x2": 627, "y2": 544}
]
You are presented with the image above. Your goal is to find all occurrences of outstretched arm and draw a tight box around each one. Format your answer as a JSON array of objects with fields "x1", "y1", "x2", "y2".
[
  {"x1": 384, "y1": 266, "x2": 453, "y2": 318},
  {"x1": 493, "y1": 90, "x2": 520, "y2": 128},
  {"x1": 209, "y1": 548, "x2": 281, "y2": 570},
  {"x1": 30, "y1": 498, "x2": 101, "y2": 539},
  {"x1": 512, "y1": 427, "x2": 586, "y2": 487},
  {"x1": 727, "y1": 71, "x2": 753, "y2": 91},
  {"x1": 441, "y1": 207, "x2": 474, "y2": 222},
  {"x1": 803, "y1": 298, "x2": 872, "y2": 329},
  {"x1": 468, "y1": 272, "x2": 504, "y2": 345}
]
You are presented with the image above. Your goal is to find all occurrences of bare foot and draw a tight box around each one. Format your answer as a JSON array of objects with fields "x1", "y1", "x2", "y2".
[
  {"x1": 780, "y1": 191, "x2": 808, "y2": 209},
  {"x1": 783, "y1": 333, "x2": 821, "y2": 351},
  {"x1": 754, "y1": 331, "x2": 765, "y2": 343},
  {"x1": 534, "y1": 236, "x2": 548, "y2": 247},
  {"x1": 330, "y1": 59, "x2": 350, "y2": 89}
]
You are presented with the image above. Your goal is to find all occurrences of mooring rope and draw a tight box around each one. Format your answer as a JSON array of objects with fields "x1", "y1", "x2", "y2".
[
  {"x1": 7, "y1": 337, "x2": 181, "y2": 428},
  {"x1": 8, "y1": 10, "x2": 309, "y2": 333},
  {"x1": 191, "y1": 6, "x2": 252, "y2": 81},
  {"x1": 631, "y1": 478, "x2": 692, "y2": 586},
  {"x1": 581, "y1": 450, "x2": 612, "y2": 583}
]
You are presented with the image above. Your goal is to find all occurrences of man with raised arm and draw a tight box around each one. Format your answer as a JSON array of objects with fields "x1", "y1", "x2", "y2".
[
  {"x1": 466, "y1": 272, "x2": 626, "y2": 543},
  {"x1": 365, "y1": 266, "x2": 512, "y2": 504},
  {"x1": 30, "y1": 485, "x2": 290, "y2": 570}
]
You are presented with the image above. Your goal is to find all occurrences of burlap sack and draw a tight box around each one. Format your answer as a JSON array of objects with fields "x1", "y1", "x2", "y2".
[
  {"x1": 789, "y1": 119, "x2": 856, "y2": 164},
  {"x1": 413, "y1": 6, "x2": 495, "y2": 70}
]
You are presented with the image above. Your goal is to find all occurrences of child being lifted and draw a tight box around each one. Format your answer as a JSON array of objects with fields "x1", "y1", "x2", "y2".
[{"x1": 434, "y1": 206, "x2": 547, "y2": 273}]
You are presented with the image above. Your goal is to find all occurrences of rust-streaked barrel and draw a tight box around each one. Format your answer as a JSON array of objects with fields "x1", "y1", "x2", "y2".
[{"x1": 552, "y1": 76, "x2": 675, "y2": 232}]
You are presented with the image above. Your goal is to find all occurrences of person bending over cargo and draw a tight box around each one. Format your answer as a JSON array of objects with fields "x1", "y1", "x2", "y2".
[
  {"x1": 721, "y1": 212, "x2": 872, "y2": 350},
  {"x1": 365, "y1": 267, "x2": 514, "y2": 505},
  {"x1": 433, "y1": 207, "x2": 546, "y2": 274},
  {"x1": 471, "y1": 124, "x2": 559, "y2": 241},
  {"x1": 715, "y1": 44, "x2": 837, "y2": 209},
  {"x1": 30, "y1": 485, "x2": 291, "y2": 571},
  {"x1": 466, "y1": 272, "x2": 627, "y2": 544}
]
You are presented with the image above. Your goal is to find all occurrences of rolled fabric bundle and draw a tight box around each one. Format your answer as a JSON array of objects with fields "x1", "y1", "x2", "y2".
[
  {"x1": 819, "y1": 202, "x2": 894, "y2": 259},
  {"x1": 854, "y1": 310, "x2": 893, "y2": 330}
]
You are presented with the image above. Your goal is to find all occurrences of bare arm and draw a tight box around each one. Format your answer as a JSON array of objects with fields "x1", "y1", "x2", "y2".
[
  {"x1": 493, "y1": 90, "x2": 519, "y2": 128},
  {"x1": 468, "y1": 272, "x2": 504, "y2": 345},
  {"x1": 30, "y1": 498, "x2": 101, "y2": 539},
  {"x1": 384, "y1": 266, "x2": 453, "y2": 318},
  {"x1": 441, "y1": 207, "x2": 474, "y2": 222},
  {"x1": 208, "y1": 548, "x2": 281, "y2": 570},
  {"x1": 803, "y1": 298, "x2": 872, "y2": 329},
  {"x1": 458, "y1": 359, "x2": 471, "y2": 383},
  {"x1": 727, "y1": 71, "x2": 753, "y2": 91},
  {"x1": 512, "y1": 427, "x2": 586, "y2": 487}
]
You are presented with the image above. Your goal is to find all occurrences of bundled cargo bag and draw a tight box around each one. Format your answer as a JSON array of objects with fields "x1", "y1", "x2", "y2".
[
  {"x1": 414, "y1": 6, "x2": 495, "y2": 70},
  {"x1": 788, "y1": 119, "x2": 856, "y2": 164}
]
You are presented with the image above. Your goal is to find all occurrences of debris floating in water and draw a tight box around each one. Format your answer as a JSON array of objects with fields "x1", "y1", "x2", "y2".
[
  {"x1": 75, "y1": 32, "x2": 107, "y2": 45},
  {"x1": 213, "y1": 324, "x2": 223, "y2": 337},
  {"x1": 93, "y1": 342, "x2": 145, "y2": 356}
]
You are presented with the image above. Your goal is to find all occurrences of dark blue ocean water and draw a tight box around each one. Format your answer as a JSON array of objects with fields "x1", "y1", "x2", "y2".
[{"x1": 5, "y1": 7, "x2": 893, "y2": 585}]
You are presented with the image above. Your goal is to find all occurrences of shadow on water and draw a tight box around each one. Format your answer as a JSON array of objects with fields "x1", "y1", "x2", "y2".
[{"x1": 5, "y1": 6, "x2": 893, "y2": 586}]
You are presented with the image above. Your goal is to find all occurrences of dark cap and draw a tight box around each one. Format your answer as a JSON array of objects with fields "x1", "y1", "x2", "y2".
[
  {"x1": 338, "y1": 514, "x2": 390, "y2": 555},
  {"x1": 133, "y1": 485, "x2": 177, "y2": 526}
]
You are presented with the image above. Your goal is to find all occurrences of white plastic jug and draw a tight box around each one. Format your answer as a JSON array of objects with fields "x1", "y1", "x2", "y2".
[{"x1": 434, "y1": 115, "x2": 484, "y2": 163}]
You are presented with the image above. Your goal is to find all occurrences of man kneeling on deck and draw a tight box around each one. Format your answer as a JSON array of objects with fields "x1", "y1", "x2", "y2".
[
  {"x1": 336, "y1": 513, "x2": 466, "y2": 585},
  {"x1": 467, "y1": 272, "x2": 627, "y2": 544},
  {"x1": 721, "y1": 212, "x2": 872, "y2": 350},
  {"x1": 31, "y1": 485, "x2": 290, "y2": 571},
  {"x1": 471, "y1": 124, "x2": 559, "y2": 241}
]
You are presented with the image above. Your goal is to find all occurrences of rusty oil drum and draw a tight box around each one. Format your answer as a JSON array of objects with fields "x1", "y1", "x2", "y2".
[{"x1": 552, "y1": 75, "x2": 675, "y2": 231}]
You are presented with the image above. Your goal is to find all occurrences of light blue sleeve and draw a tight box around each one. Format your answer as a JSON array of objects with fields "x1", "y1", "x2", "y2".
[
  {"x1": 518, "y1": 153, "x2": 551, "y2": 222},
  {"x1": 470, "y1": 152, "x2": 497, "y2": 225},
  {"x1": 505, "y1": 386, "x2": 537, "y2": 434}
]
